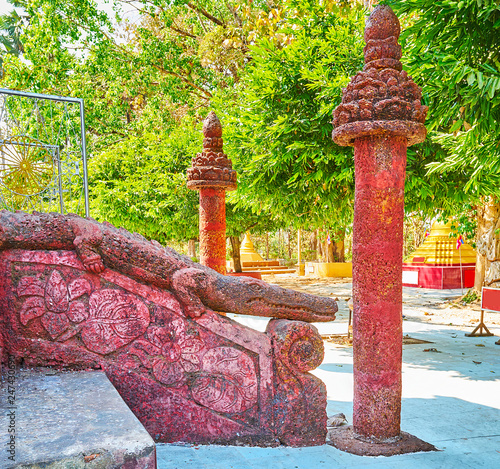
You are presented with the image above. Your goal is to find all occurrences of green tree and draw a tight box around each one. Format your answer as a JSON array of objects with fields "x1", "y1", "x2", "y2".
[
  {"x1": 0, "y1": 1, "x2": 28, "y2": 72},
  {"x1": 0, "y1": 1, "x2": 283, "y2": 251},
  {"x1": 214, "y1": 0, "x2": 365, "y2": 259},
  {"x1": 88, "y1": 116, "x2": 278, "y2": 268},
  {"x1": 88, "y1": 120, "x2": 201, "y2": 243},
  {"x1": 387, "y1": 0, "x2": 500, "y2": 290},
  {"x1": 0, "y1": 0, "x2": 289, "y2": 150}
]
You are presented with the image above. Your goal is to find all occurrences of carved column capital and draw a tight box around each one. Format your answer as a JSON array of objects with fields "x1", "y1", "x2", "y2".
[
  {"x1": 332, "y1": 5, "x2": 427, "y2": 147},
  {"x1": 187, "y1": 111, "x2": 237, "y2": 191}
]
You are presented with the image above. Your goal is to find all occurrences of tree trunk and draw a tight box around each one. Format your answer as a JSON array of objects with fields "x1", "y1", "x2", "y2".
[
  {"x1": 326, "y1": 230, "x2": 345, "y2": 262},
  {"x1": 229, "y1": 235, "x2": 242, "y2": 273},
  {"x1": 188, "y1": 239, "x2": 196, "y2": 258},
  {"x1": 475, "y1": 197, "x2": 500, "y2": 290},
  {"x1": 309, "y1": 230, "x2": 317, "y2": 261},
  {"x1": 474, "y1": 251, "x2": 487, "y2": 292},
  {"x1": 332, "y1": 230, "x2": 345, "y2": 262},
  {"x1": 266, "y1": 232, "x2": 269, "y2": 259},
  {"x1": 288, "y1": 230, "x2": 292, "y2": 260},
  {"x1": 317, "y1": 229, "x2": 323, "y2": 261},
  {"x1": 326, "y1": 234, "x2": 333, "y2": 262}
]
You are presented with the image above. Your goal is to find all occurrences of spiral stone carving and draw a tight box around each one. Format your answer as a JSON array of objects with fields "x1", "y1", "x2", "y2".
[
  {"x1": 332, "y1": 5, "x2": 427, "y2": 147},
  {"x1": 266, "y1": 319, "x2": 327, "y2": 446},
  {"x1": 268, "y1": 319, "x2": 324, "y2": 374}
]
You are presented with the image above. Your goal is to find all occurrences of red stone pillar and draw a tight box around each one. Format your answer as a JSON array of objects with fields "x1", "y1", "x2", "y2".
[
  {"x1": 352, "y1": 135, "x2": 407, "y2": 441},
  {"x1": 187, "y1": 112, "x2": 237, "y2": 275},
  {"x1": 199, "y1": 187, "x2": 227, "y2": 273},
  {"x1": 331, "y1": 6, "x2": 432, "y2": 454}
]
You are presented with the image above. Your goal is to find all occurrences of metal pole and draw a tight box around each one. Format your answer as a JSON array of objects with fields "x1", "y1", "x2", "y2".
[
  {"x1": 56, "y1": 147, "x2": 64, "y2": 214},
  {"x1": 0, "y1": 87, "x2": 82, "y2": 104},
  {"x1": 297, "y1": 229, "x2": 301, "y2": 275},
  {"x1": 460, "y1": 243, "x2": 463, "y2": 295},
  {"x1": 79, "y1": 99, "x2": 90, "y2": 217}
]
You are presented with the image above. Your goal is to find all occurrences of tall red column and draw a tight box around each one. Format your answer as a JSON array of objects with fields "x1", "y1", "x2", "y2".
[
  {"x1": 352, "y1": 135, "x2": 407, "y2": 440},
  {"x1": 187, "y1": 112, "x2": 237, "y2": 275},
  {"x1": 330, "y1": 6, "x2": 433, "y2": 455}
]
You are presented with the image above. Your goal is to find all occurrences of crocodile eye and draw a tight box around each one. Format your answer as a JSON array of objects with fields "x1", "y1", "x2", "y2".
[{"x1": 249, "y1": 282, "x2": 264, "y2": 293}]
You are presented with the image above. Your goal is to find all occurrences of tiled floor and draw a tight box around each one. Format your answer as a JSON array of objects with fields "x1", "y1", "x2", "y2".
[{"x1": 157, "y1": 286, "x2": 500, "y2": 468}]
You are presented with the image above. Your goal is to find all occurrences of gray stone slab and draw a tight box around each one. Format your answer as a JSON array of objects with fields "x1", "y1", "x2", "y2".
[{"x1": 0, "y1": 369, "x2": 155, "y2": 468}]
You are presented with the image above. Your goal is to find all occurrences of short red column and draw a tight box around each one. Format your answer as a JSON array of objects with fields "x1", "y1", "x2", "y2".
[
  {"x1": 187, "y1": 112, "x2": 237, "y2": 276},
  {"x1": 199, "y1": 187, "x2": 227, "y2": 274},
  {"x1": 332, "y1": 5, "x2": 428, "y2": 449}
]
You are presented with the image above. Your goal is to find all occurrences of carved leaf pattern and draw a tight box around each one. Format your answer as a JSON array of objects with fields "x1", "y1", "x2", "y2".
[
  {"x1": 153, "y1": 360, "x2": 185, "y2": 387},
  {"x1": 68, "y1": 278, "x2": 92, "y2": 301},
  {"x1": 45, "y1": 270, "x2": 69, "y2": 313},
  {"x1": 80, "y1": 289, "x2": 150, "y2": 355},
  {"x1": 66, "y1": 301, "x2": 88, "y2": 323},
  {"x1": 191, "y1": 347, "x2": 257, "y2": 414},
  {"x1": 17, "y1": 277, "x2": 44, "y2": 297},
  {"x1": 180, "y1": 347, "x2": 201, "y2": 373},
  {"x1": 128, "y1": 338, "x2": 160, "y2": 368},
  {"x1": 147, "y1": 322, "x2": 205, "y2": 387},
  {"x1": 19, "y1": 296, "x2": 46, "y2": 325},
  {"x1": 41, "y1": 311, "x2": 70, "y2": 338}
]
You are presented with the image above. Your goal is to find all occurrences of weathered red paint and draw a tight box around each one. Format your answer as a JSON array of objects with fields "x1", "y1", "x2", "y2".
[
  {"x1": 332, "y1": 5, "x2": 427, "y2": 446},
  {"x1": 199, "y1": 187, "x2": 227, "y2": 274},
  {"x1": 0, "y1": 210, "x2": 337, "y2": 446},
  {"x1": 187, "y1": 112, "x2": 237, "y2": 275},
  {"x1": 352, "y1": 135, "x2": 406, "y2": 440}
]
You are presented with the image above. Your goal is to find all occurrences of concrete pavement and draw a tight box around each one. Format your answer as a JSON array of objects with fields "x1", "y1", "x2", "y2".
[{"x1": 157, "y1": 284, "x2": 500, "y2": 468}]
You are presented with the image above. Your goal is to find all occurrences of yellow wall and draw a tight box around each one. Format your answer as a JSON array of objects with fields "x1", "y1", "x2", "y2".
[{"x1": 305, "y1": 262, "x2": 353, "y2": 278}]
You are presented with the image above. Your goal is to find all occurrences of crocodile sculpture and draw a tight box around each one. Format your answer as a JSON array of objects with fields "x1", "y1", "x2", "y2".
[
  {"x1": 0, "y1": 209, "x2": 337, "y2": 446},
  {"x1": 0, "y1": 210, "x2": 337, "y2": 321}
]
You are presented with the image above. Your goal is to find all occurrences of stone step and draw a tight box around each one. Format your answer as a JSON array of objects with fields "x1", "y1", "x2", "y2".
[
  {"x1": 241, "y1": 267, "x2": 297, "y2": 274},
  {"x1": 241, "y1": 260, "x2": 281, "y2": 268},
  {"x1": 0, "y1": 368, "x2": 156, "y2": 468},
  {"x1": 242, "y1": 266, "x2": 289, "y2": 271}
]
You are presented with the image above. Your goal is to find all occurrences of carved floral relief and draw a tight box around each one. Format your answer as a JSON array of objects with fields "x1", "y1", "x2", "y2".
[
  {"x1": 13, "y1": 264, "x2": 258, "y2": 417},
  {"x1": 17, "y1": 268, "x2": 150, "y2": 352}
]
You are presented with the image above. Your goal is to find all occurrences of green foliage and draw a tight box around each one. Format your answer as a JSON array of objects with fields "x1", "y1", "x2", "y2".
[
  {"x1": 0, "y1": 0, "x2": 284, "y2": 241},
  {"x1": 387, "y1": 0, "x2": 500, "y2": 204},
  {"x1": 461, "y1": 288, "x2": 479, "y2": 304},
  {"x1": 88, "y1": 120, "x2": 201, "y2": 242},
  {"x1": 215, "y1": 0, "x2": 365, "y2": 229},
  {"x1": 445, "y1": 203, "x2": 477, "y2": 244},
  {"x1": 0, "y1": 1, "x2": 250, "y2": 150},
  {"x1": 0, "y1": 1, "x2": 27, "y2": 70},
  {"x1": 88, "y1": 117, "x2": 277, "y2": 243},
  {"x1": 16, "y1": 0, "x2": 500, "y2": 245}
]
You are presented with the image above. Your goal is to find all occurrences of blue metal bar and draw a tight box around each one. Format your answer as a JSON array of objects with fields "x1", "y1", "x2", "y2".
[
  {"x1": 0, "y1": 87, "x2": 83, "y2": 104},
  {"x1": 79, "y1": 100, "x2": 90, "y2": 217}
]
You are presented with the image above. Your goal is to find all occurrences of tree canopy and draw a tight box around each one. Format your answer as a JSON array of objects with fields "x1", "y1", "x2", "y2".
[
  {"x1": 387, "y1": 0, "x2": 500, "y2": 209},
  {"x1": 2, "y1": 0, "x2": 500, "y2": 267},
  {"x1": 214, "y1": 0, "x2": 365, "y2": 229}
]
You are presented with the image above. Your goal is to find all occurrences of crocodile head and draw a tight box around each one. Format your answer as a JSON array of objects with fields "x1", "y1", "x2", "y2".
[{"x1": 205, "y1": 274, "x2": 337, "y2": 323}]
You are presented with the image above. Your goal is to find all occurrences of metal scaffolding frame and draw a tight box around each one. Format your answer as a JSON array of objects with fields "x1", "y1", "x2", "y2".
[{"x1": 0, "y1": 87, "x2": 90, "y2": 216}]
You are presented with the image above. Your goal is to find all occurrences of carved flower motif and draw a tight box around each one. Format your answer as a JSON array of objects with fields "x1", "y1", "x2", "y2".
[
  {"x1": 17, "y1": 269, "x2": 91, "y2": 339},
  {"x1": 133, "y1": 318, "x2": 204, "y2": 387},
  {"x1": 80, "y1": 289, "x2": 150, "y2": 355}
]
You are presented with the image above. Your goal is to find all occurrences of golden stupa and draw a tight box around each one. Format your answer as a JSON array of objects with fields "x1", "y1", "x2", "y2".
[
  {"x1": 410, "y1": 221, "x2": 476, "y2": 265},
  {"x1": 240, "y1": 232, "x2": 264, "y2": 263}
]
